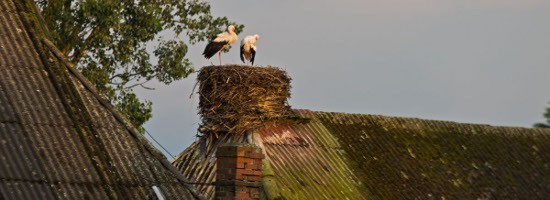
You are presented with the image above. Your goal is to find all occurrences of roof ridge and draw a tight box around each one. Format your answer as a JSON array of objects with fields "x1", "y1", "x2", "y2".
[
  {"x1": 301, "y1": 109, "x2": 550, "y2": 132},
  {"x1": 12, "y1": 0, "x2": 204, "y2": 199}
]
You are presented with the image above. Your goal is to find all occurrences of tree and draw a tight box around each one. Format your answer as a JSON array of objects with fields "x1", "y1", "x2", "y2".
[
  {"x1": 534, "y1": 103, "x2": 550, "y2": 128},
  {"x1": 34, "y1": 0, "x2": 243, "y2": 128}
]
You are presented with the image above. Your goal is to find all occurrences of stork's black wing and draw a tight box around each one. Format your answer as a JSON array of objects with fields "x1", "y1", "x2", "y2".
[
  {"x1": 240, "y1": 44, "x2": 245, "y2": 63},
  {"x1": 250, "y1": 48, "x2": 256, "y2": 66},
  {"x1": 202, "y1": 41, "x2": 228, "y2": 59}
]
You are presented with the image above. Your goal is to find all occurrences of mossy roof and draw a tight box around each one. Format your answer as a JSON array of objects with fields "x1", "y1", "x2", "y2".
[
  {"x1": 175, "y1": 109, "x2": 549, "y2": 199},
  {"x1": 0, "y1": 0, "x2": 201, "y2": 199}
]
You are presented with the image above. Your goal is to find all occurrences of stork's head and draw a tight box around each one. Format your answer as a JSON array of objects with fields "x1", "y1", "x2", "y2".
[
  {"x1": 228, "y1": 25, "x2": 236, "y2": 32},
  {"x1": 254, "y1": 34, "x2": 260, "y2": 41}
]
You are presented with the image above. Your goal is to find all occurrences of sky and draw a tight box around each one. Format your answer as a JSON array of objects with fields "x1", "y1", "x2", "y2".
[{"x1": 135, "y1": 0, "x2": 550, "y2": 158}]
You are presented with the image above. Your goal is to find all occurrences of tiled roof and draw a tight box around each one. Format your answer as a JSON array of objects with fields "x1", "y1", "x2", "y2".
[
  {"x1": 174, "y1": 109, "x2": 550, "y2": 199},
  {"x1": 0, "y1": 0, "x2": 201, "y2": 199}
]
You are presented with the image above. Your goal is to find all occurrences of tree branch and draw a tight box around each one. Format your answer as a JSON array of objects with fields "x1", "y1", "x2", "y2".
[
  {"x1": 110, "y1": 72, "x2": 140, "y2": 81},
  {"x1": 125, "y1": 79, "x2": 155, "y2": 90}
]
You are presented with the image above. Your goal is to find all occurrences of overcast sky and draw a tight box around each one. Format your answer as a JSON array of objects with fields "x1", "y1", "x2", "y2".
[{"x1": 135, "y1": 0, "x2": 550, "y2": 158}]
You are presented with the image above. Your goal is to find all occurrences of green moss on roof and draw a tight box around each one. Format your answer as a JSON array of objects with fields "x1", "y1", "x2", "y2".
[
  {"x1": 256, "y1": 110, "x2": 376, "y2": 199},
  {"x1": 316, "y1": 111, "x2": 549, "y2": 199}
]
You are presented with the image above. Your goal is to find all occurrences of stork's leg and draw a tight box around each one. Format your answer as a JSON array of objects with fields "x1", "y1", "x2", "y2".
[{"x1": 218, "y1": 51, "x2": 222, "y2": 65}]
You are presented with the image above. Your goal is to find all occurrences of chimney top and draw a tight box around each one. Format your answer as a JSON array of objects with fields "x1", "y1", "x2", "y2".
[{"x1": 197, "y1": 65, "x2": 293, "y2": 135}]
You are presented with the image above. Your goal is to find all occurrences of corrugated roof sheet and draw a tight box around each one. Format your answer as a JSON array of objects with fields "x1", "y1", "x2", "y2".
[
  {"x1": 0, "y1": 0, "x2": 201, "y2": 199},
  {"x1": 174, "y1": 109, "x2": 550, "y2": 199},
  {"x1": 257, "y1": 110, "x2": 368, "y2": 199},
  {"x1": 313, "y1": 110, "x2": 549, "y2": 199}
]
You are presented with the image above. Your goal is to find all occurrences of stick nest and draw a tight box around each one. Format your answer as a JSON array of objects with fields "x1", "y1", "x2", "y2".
[{"x1": 197, "y1": 65, "x2": 294, "y2": 135}]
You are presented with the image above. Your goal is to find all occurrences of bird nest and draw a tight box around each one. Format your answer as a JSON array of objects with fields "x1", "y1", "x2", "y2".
[{"x1": 197, "y1": 65, "x2": 295, "y2": 135}]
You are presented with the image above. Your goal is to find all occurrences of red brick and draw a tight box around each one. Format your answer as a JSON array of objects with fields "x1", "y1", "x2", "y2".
[
  {"x1": 250, "y1": 193, "x2": 260, "y2": 198},
  {"x1": 249, "y1": 188, "x2": 260, "y2": 195},
  {"x1": 236, "y1": 191, "x2": 249, "y2": 199},
  {"x1": 236, "y1": 169, "x2": 255, "y2": 175},
  {"x1": 247, "y1": 164, "x2": 262, "y2": 170},
  {"x1": 236, "y1": 162, "x2": 245, "y2": 169},
  {"x1": 245, "y1": 152, "x2": 265, "y2": 159},
  {"x1": 234, "y1": 146, "x2": 245, "y2": 152},
  {"x1": 247, "y1": 164, "x2": 256, "y2": 170},
  {"x1": 252, "y1": 171, "x2": 262, "y2": 176},
  {"x1": 235, "y1": 186, "x2": 248, "y2": 192},
  {"x1": 235, "y1": 173, "x2": 244, "y2": 180},
  {"x1": 246, "y1": 175, "x2": 262, "y2": 182},
  {"x1": 235, "y1": 157, "x2": 247, "y2": 164},
  {"x1": 237, "y1": 146, "x2": 254, "y2": 152}
]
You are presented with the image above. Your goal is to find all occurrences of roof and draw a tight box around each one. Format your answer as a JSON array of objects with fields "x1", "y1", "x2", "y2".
[
  {"x1": 0, "y1": 1, "x2": 201, "y2": 199},
  {"x1": 174, "y1": 109, "x2": 550, "y2": 199}
]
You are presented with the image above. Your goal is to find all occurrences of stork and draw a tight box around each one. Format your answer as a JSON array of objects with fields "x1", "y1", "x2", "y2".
[
  {"x1": 202, "y1": 25, "x2": 238, "y2": 65},
  {"x1": 240, "y1": 34, "x2": 260, "y2": 66}
]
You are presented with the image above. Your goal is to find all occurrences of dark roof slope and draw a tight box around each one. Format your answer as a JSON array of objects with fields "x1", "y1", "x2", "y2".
[
  {"x1": 174, "y1": 109, "x2": 550, "y2": 199},
  {"x1": 0, "y1": 0, "x2": 201, "y2": 199}
]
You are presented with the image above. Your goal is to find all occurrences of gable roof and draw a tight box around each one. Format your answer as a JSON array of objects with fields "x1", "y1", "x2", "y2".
[
  {"x1": 174, "y1": 109, "x2": 550, "y2": 199},
  {"x1": 0, "y1": 1, "x2": 202, "y2": 199}
]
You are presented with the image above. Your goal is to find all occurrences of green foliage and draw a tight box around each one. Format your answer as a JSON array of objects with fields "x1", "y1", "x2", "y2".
[
  {"x1": 534, "y1": 103, "x2": 550, "y2": 128},
  {"x1": 34, "y1": 0, "x2": 244, "y2": 128}
]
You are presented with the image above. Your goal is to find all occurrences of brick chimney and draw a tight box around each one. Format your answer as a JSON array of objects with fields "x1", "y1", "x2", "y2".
[
  {"x1": 215, "y1": 144, "x2": 264, "y2": 200},
  {"x1": 196, "y1": 66, "x2": 289, "y2": 199}
]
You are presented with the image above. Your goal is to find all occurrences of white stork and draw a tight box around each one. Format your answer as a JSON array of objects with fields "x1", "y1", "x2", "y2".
[
  {"x1": 240, "y1": 34, "x2": 260, "y2": 65},
  {"x1": 202, "y1": 25, "x2": 238, "y2": 65}
]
